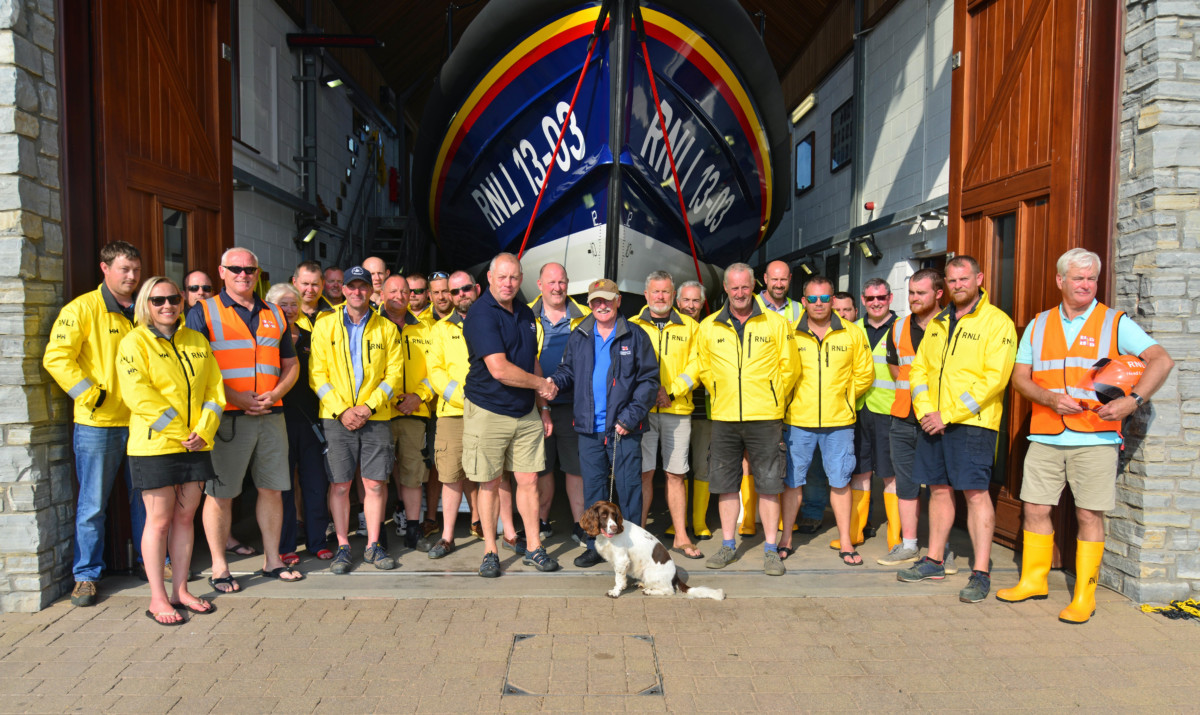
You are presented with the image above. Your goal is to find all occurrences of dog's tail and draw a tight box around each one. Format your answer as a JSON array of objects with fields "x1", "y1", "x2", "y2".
[{"x1": 672, "y1": 574, "x2": 725, "y2": 601}]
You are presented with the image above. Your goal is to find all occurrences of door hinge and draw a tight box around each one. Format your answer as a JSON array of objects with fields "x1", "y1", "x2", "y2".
[
  {"x1": 951, "y1": 52, "x2": 962, "y2": 70},
  {"x1": 221, "y1": 42, "x2": 234, "y2": 62}
]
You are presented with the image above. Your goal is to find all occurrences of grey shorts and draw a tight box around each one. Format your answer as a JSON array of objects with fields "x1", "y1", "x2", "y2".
[
  {"x1": 206, "y1": 412, "x2": 292, "y2": 498},
  {"x1": 542, "y1": 404, "x2": 581, "y2": 476},
  {"x1": 690, "y1": 418, "x2": 712, "y2": 482},
  {"x1": 708, "y1": 419, "x2": 785, "y2": 496},
  {"x1": 323, "y1": 419, "x2": 395, "y2": 484},
  {"x1": 641, "y1": 413, "x2": 691, "y2": 475},
  {"x1": 889, "y1": 418, "x2": 921, "y2": 499}
]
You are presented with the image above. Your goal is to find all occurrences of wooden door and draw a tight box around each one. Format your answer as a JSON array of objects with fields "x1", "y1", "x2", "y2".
[{"x1": 948, "y1": 0, "x2": 1121, "y2": 565}]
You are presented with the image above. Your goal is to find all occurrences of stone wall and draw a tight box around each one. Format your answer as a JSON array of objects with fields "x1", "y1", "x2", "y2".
[{"x1": 1107, "y1": 0, "x2": 1200, "y2": 603}]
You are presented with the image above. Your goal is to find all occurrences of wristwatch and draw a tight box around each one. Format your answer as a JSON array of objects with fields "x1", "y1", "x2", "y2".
[
  {"x1": 540, "y1": 406, "x2": 551, "y2": 412},
  {"x1": 1130, "y1": 392, "x2": 1144, "y2": 407}
]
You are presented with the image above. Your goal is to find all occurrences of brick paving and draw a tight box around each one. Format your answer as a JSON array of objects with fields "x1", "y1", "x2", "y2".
[{"x1": 0, "y1": 572, "x2": 1197, "y2": 713}]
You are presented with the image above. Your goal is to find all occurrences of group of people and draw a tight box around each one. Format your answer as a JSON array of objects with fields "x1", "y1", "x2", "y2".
[{"x1": 44, "y1": 241, "x2": 1171, "y2": 626}]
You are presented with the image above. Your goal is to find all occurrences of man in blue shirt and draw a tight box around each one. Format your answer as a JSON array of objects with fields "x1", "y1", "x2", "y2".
[
  {"x1": 462, "y1": 253, "x2": 559, "y2": 577},
  {"x1": 549, "y1": 278, "x2": 659, "y2": 568}
]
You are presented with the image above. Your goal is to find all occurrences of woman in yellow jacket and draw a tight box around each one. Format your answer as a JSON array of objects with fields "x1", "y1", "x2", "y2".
[{"x1": 117, "y1": 277, "x2": 226, "y2": 625}]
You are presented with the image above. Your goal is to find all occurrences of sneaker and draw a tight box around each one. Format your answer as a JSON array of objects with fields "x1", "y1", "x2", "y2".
[
  {"x1": 897, "y1": 556, "x2": 945, "y2": 582},
  {"x1": 70, "y1": 580, "x2": 97, "y2": 607},
  {"x1": 877, "y1": 543, "x2": 921, "y2": 566},
  {"x1": 764, "y1": 550, "x2": 786, "y2": 576},
  {"x1": 574, "y1": 548, "x2": 604, "y2": 568},
  {"x1": 428, "y1": 539, "x2": 455, "y2": 559},
  {"x1": 523, "y1": 546, "x2": 561, "y2": 572},
  {"x1": 960, "y1": 571, "x2": 991, "y2": 603},
  {"x1": 706, "y1": 545, "x2": 738, "y2": 570},
  {"x1": 478, "y1": 551, "x2": 501, "y2": 578},
  {"x1": 501, "y1": 533, "x2": 526, "y2": 556},
  {"x1": 943, "y1": 547, "x2": 959, "y2": 575},
  {"x1": 356, "y1": 512, "x2": 367, "y2": 537},
  {"x1": 363, "y1": 542, "x2": 397, "y2": 570},
  {"x1": 571, "y1": 523, "x2": 588, "y2": 547},
  {"x1": 470, "y1": 521, "x2": 484, "y2": 539},
  {"x1": 539, "y1": 519, "x2": 553, "y2": 540},
  {"x1": 405, "y1": 522, "x2": 421, "y2": 550},
  {"x1": 329, "y1": 545, "x2": 353, "y2": 574},
  {"x1": 394, "y1": 507, "x2": 407, "y2": 536}
]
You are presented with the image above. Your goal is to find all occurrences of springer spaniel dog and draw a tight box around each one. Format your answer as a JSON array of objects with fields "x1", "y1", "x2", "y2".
[{"x1": 580, "y1": 501, "x2": 725, "y2": 600}]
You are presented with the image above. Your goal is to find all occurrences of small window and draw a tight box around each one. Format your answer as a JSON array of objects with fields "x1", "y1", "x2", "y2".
[
  {"x1": 795, "y1": 132, "x2": 814, "y2": 195},
  {"x1": 162, "y1": 208, "x2": 188, "y2": 288},
  {"x1": 830, "y1": 98, "x2": 853, "y2": 173}
]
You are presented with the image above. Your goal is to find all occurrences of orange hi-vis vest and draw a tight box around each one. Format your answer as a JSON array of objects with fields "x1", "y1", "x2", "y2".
[
  {"x1": 200, "y1": 296, "x2": 286, "y2": 409},
  {"x1": 890, "y1": 314, "x2": 916, "y2": 419},
  {"x1": 1029, "y1": 303, "x2": 1123, "y2": 435}
]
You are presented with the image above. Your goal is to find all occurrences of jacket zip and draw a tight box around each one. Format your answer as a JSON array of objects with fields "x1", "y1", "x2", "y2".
[{"x1": 163, "y1": 333, "x2": 193, "y2": 429}]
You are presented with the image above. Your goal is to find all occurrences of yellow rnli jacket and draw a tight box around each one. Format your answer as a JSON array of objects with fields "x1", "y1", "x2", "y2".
[
  {"x1": 309, "y1": 305, "x2": 404, "y2": 421},
  {"x1": 43, "y1": 284, "x2": 136, "y2": 427},
  {"x1": 116, "y1": 323, "x2": 226, "y2": 456},
  {"x1": 696, "y1": 301, "x2": 798, "y2": 422},
  {"x1": 388, "y1": 308, "x2": 435, "y2": 418},
  {"x1": 427, "y1": 312, "x2": 469, "y2": 417},
  {"x1": 786, "y1": 314, "x2": 873, "y2": 428},
  {"x1": 630, "y1": 307, "x2": 700, "y2": 415},
  {"x1": 910, "y1": 289, "x2": 1017, "y2": 431},
  {"x1": 530, "y1": 294, "x2": 590, "y2": 356}
]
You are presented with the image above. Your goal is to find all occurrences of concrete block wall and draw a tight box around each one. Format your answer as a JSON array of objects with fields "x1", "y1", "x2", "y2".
[
  {"x1": 1106, "y1": 0, "x2": 1200, "y2": 603},
  {"x1": 0, "y1": 0, "x2": 71, "y2": 612}
]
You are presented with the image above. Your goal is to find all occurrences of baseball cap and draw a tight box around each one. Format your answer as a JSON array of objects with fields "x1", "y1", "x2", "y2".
[
  {"x1": 343, "y1": 266, "x2": 371, "y2": 286},
  {"x1": 587, "y1": 278, "x2": 619, "y2": 303}
]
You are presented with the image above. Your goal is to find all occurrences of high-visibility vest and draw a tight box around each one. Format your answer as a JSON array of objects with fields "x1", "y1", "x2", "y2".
[
  {"x1": 756, "y1": 292, "x2": 803, "y2": 329},
  {"x1": 890, "y1": 314, "x2": 916, "y2": 419},
  {"x1": 856, "y1": 318, "x2": 896, "y2": 414},
  {"x1": 200, "y1": 297, "x2": 285, "y2": 409},
  {"x1": 1029, "y1": 303, "x2": 1123, "y2": 435}
]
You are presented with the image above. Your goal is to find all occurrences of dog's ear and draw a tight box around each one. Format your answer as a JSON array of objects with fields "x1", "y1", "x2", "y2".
[
  {"x1": 611, "y1": 503, "x2": 623, "y2": 529},
  {"x1": 580, "y1": 504, "x2": 599, "y2": 536}
]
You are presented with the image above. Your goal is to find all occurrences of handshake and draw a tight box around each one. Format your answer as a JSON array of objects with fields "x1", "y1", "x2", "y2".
[{"x1": 537, "y1": 377, "x2": 558, "y2": 401}]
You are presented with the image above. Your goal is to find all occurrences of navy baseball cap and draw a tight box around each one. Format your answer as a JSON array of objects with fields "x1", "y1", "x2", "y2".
[{"x1": 343, "y1": 266, "x2": 371, "y2": 286}]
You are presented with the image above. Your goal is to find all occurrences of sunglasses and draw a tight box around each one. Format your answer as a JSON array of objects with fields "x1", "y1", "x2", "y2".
[
  {"x1": 186, "y1": 284, "x2": 212, "y2": 293},
  {"x1": 148, "y1": 294, "x2": 183, "y2": 307},
  {"x1": 223, "y1": 265, "x2": 258, "y2": 275},
  {"x1": 863, "y1": 295, "x2": 891, "y2": 302},
  {"x1": 449, "y1": 284, "x2": 475, "y2": 296},
  {"x1": 430, "y1": 271, "x2": 449, "y2": 280},
  {"x1": 410, "y1": 288, "x2": 427, "y2": 295},
  {"x1": 806, "y1": 294, "x2": 832, "y2": 303}
]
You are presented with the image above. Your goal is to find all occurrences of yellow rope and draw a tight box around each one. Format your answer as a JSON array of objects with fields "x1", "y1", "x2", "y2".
[{"x1": 1140, "y1": 598, "x2": 1200, "y2": 620}]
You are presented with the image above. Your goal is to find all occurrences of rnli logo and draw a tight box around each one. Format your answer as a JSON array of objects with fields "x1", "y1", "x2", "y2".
[
  {"x1": 190, "y1": 351, "x2": 207, "y2": 360},
  {"x1": 670, "y1": 334, "x2": 687, "y2": 342},
  {"x1": 959, "y1": 331, "x2": 980, "y2": 341},
  {"x1": 752, "y1": 335, "x2": 772, "y2": 344},
  {"x1": 828, "y1": 345, "x2": 847, "y2": 352},
  {"x1": 620, "y1": 345, "x2": 631, "y2": 356},
  {"x1": 1079, "y1": 336, "x2": 1096, "y2": 348},
  {"x1": 261, "y1": 317, "x2": 277, "y2": 330}
]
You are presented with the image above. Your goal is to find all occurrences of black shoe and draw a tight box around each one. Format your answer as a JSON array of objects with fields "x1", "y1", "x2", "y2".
[
  {"x1": 478, "y1": 551, "x2": 501, "y2": 578},
  {"x1": 574, "y1": 548, "x2": 604, "y2": 568},
  {"x1": 405, "y1": 522, "x2": 420, "y2": 550},
  {"x1": 796, "y1": 517, "x2": 822, "y2": 535},
  {"x1": 539, "y1": 519, "x2": 553, "y2": 540},
  {"x1": 863, "y1": 520, "x2": 878, "y2": 538},
  {"x1": 571, "y1": 523, "x2": 587, "y2": 547}
]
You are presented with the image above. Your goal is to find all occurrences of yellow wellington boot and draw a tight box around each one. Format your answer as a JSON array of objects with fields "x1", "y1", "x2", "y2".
[
  {"x1": 830, "y1": 489, "x2": 868, "y2": 550},
  {"x1": 691, "y1": 480, "x2": 711, "y2": 538},
  {"x1": 996, "y1": 530, "x2": 1054, "y2": 603},
  {"x1": 1059, "y1": 540, "x2": 1105, "y2": 624},
  {"x1": 738, "y1": 475, "x2": 757, "y2": 536},
  {"x1": 884, "y1": 492, "x2": 902, "y2": 550},
  {"x1": 666, "y1": 481, "x2": 687, "y2": 536}
]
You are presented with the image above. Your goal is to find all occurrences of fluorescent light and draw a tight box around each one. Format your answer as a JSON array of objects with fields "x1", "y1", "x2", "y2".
[
  {"x1": 791, "y1": 93, "x2": 817, "y2": 124},
  {"x1": 321, "y1": 74, "x2": 343, "y2": 88},
  {"x1": 302, "y1": 228, "x2": 317, "y2": 243}
]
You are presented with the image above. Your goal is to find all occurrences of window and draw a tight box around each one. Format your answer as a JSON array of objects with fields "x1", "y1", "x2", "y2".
[
  {"x1": 830, "y1": 98, "x2": 853, "y2": 173},
  {"x1": 162, "y1": 208, "x2": 188, "y2": 288},
  {"x1": 795, "y1": 132, "x2": 814, "y2": 195},
  {"x1": 230, "y1": 0, "x2": 240, "y2": 139}
]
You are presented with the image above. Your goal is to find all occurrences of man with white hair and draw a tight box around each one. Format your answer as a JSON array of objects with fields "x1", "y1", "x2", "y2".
[{"x1": 997, "y1": 248, "x2": 1173, "y2": 623}]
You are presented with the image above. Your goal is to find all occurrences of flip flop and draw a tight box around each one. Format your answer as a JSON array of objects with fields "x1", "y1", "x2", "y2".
[
  {"x1": 169, "y1": 599, "x2": 216, "y2": 615},
  {"x1": 207, "y1": 574, "x2": 239, "y2": 593},
  {"x1": 672, "y1": 546, "x2": 704, "y2": 560},
  {"x1": 145, "y1": 609, "x2": 186, "y2": 626},
  {"x1": 839, "y1": 550, "x2": 863, "y2": 566},
  {"x1": 260, "y1": 566, "x2": 305, "y2": 582},
  {"x1": 225, "y1": 542, "x2": 259, "y2": 557},
  {"x1": 778, "y1": 546, "x2": 796, "y2": 561}
]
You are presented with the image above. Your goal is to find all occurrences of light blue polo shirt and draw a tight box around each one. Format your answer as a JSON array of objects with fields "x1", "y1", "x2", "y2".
[
  {"x1": 343, "y1": 308, "x2": 369, "y2": 398},
  {"x1": 592, "y1": 328, "x2": 617, "y2": 433},
  {"x1": 1016, "y1": 299, "x2": 1157, "y2": 446}
]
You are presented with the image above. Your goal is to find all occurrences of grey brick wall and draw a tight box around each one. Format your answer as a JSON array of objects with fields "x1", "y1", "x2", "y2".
[{"x1": 1107, "y1": 0, "x2": 1200, "y2": 603}]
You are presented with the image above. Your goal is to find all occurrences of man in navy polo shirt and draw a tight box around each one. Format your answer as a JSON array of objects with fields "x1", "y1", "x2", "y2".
[{"x1": 462, "y1": 253, "x2": 560, "y2": 578}]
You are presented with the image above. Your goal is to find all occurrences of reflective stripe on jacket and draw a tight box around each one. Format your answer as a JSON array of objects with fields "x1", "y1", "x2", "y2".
[
  {"x1": 200, "y1": 297, "x2": 286, "y2": 409},
  {"x1": 855, "y1": 317, "x2": 896, "y2": 414},
  {"x1": 910, "y1": 289, "x2": 1017, "y2": 431},
  {"x1": 786, "y1": 314, "x2": 873, "y2": 428},
  {"x1": 890, "y1": 314, "x2": 916, "y2": 419},
  {"x1": 427, "y1": 312, "x2": 469, "y2": 417},
  {"x1": 696, "y1": 302, "x2": 798, "y2": 422},
  {"x1": 43, "y1": 284, "x2": 135, "y2": 427},
  {"x1": 309, "y1": 305, "x2": 403, "y2": 421},
  {"x1": 1029, "y1": 303, "x2": 1123, "y2": 435},
  {"x1": 117, "y1": 324, "x2": 225, "y2": 456},
  {"x1": 630, "y1": 307, "x2": 700, "y2": 415}
]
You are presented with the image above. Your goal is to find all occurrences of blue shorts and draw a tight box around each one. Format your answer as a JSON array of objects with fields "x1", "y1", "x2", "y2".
[
  {"x1": 913, "y1": 423, "x2": 998, "y2": 492},
  {"x1": 784, "y1": 426, "x2": 855, "y2": 489}
]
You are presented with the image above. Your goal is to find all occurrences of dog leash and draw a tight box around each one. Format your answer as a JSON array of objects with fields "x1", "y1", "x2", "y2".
[{"x1": 608, "y1": 431, "x2": 621, "y2": 503}]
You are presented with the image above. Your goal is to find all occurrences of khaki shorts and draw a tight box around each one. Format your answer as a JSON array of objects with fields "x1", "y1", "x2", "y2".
[
  {"x1": 461, "y1": 398, "x2": 545, "y2": 482},
  {"x1": 690, "y1": 418, "x2": 712, "y2": 482},
  {"x1": 1020, "y1": 441, "x2": 1118, "y2": 511},
  {"x1": 641, "y1": 413, "x2": 691, "y2": 474},
  {"x1": 207, "y1": 412, "x2": 292, "y2": 498},
  {"x1": 390, "y1": 418, "x2": 430, "y2": 488},
  {"x1": 433, "y1": 416, "x2": 468, "y2": 483}
]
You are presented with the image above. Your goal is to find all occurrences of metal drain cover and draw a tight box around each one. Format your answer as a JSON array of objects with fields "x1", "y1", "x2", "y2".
[{"x1": 503, "y1": 634, "x2": 663, "y2": 696}]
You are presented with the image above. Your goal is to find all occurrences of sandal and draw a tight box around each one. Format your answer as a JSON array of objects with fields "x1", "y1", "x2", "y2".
[
  {"x1": 672, "y1": 545, "x2": 704, "y2": 560},
  {"x1": 839, "y1": 550, "x2": 863, "y2": 566},
  {"x1": 207, "y1": 573, "x2": 239, "y2": 593},
  {"x1": 169, "y1": 598, "x2": 216, "y2": 615},
  {"x1": 145, "y1": 609, "x2": 186, "y2": 626},
  {"x1": 225, "y1": 542, "x2": 259, "y2": 557},
  {"x1": 778, "y1": 546, "x2": 796, "y2": 561},
  {"x1": 260, "y1": 566, "x2": 304, "y2": 582}
]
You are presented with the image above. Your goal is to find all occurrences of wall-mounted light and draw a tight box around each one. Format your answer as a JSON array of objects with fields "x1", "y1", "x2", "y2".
[
  {"x1": 796, "y1": 257, "x2": 818, "y2": 276},
  {"x1": 857, "y1": 236, "x2": 882, "y2": 263},
  {"x1": 791, "y1": 93, "x2": 817, "y2": 124},
  {"x1": 294, "y1": 216, "x2": 320, "y2": 249},
  {"x1": 321, "y1": 73, "x2": 343, "y2": 88}
]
